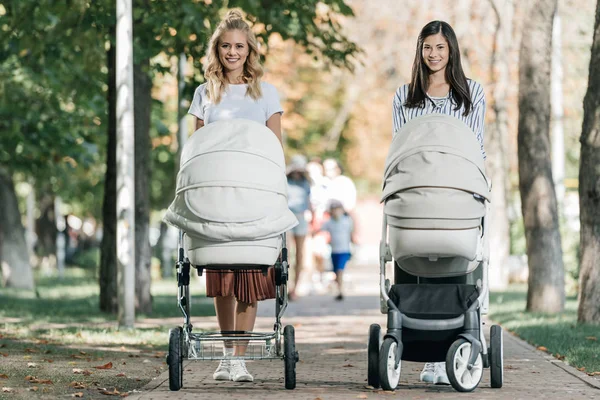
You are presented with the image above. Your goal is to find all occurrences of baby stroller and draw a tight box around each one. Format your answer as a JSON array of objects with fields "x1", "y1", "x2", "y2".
[
  {"x1": 163, "y1": 119, "x2": 300, "y2": 390},
  {"x1": 368, "y1": 114, "x2": 503, "y2": 392}
]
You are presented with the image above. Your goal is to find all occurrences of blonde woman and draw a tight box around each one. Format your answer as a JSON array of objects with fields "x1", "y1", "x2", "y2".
[{"x1": 188, "y1": 9, "x2": 283, "y2": 383}]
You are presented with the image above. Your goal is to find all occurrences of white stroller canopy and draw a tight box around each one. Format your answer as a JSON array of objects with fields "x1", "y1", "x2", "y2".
[
  {"x1": 164, "y1": 118, "x2": 298, "y2": 242},
  {"x1": 382, "y1": 114, "x2": 490, "y2": 230},
  {"x1": 383, "y1": 114, "x2": 489, "y2": 201}
]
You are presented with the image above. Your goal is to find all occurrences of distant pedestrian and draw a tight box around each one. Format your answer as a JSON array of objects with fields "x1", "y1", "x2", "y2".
[
  {"x1": 322, "y1": 158, "x2": 357, "y2": 214},
  {"x1": 286, "y1": 154, "x2": 312, "y2": 301},
  {"x1": 317, "y1": 200, "x2": 354, "y2": 301}
]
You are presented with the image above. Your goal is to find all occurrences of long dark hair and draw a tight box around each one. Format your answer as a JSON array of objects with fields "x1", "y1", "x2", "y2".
[{"x1": 405, "y1": 21, "x2": 472, "y2": 116}]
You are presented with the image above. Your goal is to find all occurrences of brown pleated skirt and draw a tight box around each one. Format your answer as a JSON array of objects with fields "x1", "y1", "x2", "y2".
[{"x1": 205, "y1": 267, "x2": 276, "y2": 304}]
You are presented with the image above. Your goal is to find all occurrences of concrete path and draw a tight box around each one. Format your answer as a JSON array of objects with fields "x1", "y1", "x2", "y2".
[{"x1": 131, "y1": 263, "x2": 600, "y2": 399}]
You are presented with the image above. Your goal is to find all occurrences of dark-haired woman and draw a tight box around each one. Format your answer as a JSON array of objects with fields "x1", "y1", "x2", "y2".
[{"x1": 391, "y1": 20, "x2": 486, "y2": 385}]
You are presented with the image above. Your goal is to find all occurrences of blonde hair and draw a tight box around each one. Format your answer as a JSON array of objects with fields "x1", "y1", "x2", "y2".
[{"x1": 205, "y1": 9, "x2": 264, "y2": 104}]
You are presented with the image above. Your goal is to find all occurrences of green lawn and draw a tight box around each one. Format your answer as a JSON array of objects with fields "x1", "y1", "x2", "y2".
[
  {"x1": 489, "y1": 285, "x2": 600, "y2": 375},
  {"x1": 0, "y1": 268, "x2": 215, "y2": 399}
]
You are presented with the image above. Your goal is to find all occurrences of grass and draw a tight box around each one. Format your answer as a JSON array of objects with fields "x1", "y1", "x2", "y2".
[
  {"x1": 0, "y1": 268, "x2": 215, "y2": 399},
  {"x1": 489, "y1": 284, "x2": 600, "y2": 375}
]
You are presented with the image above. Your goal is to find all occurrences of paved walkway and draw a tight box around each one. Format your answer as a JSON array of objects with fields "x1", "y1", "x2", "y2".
[{"x1": 131, "y1": 263, "x2": 600, "y2": 399}]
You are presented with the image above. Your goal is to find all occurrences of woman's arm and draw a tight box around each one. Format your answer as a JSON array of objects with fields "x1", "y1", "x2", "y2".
[
  {"x1": 266, "y1": 112, "x2": 283, "y2": 146},
  {"x1": 392, "y1": 88, "x2": 406, "y2": 137},
  {"x1": 194, "y1": 117, "x2": 204, "y2": 130},
  {"x1": 472, "y1": 95, "x2": 487, "y2": 159}
]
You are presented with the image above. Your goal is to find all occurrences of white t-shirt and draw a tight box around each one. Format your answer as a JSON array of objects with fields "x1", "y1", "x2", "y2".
[
  {"x1": 322, "y1": 215, "x2": 354, "y2": 253},
  {"x1": 188, "y1": 82, "x2": 283, "y2": 125},
  {"x1": 327, "y1": 175, "x2": 357, "y2": 212}
]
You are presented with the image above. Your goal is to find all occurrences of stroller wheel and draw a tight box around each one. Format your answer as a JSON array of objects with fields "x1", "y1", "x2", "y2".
[
  {"x1": 167, "y1": 327, "x2": 184, "y2": 391},
  {"x1": 378, "y1": 338, "x2": 401, "y2": 391},
  {"x1": 367, "y1": 324, "x2": 381, "y2": 388},
  {"x1": 284, "y1": 325, "x2": 298, "y2": 390},
  {"x1": 446, "y1": 338, "x2": 483, "y2": 392},
  {"x1": 489, "y1": 325, "x2": 504, "y2": 388}
]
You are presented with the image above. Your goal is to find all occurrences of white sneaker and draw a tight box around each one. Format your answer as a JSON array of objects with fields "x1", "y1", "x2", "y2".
[
  {"x1": 433, "y1": 362, "x2": 450, "y2": 385},
  {"x1": 213, "y1": 359, "x2": 231, "y2": 380},
  {"x1": 419, "y1": 362, "x2": 435, "y2": 383},
  {"x1": 230, "y1": 360, "x2": 254, "y2": 382}
]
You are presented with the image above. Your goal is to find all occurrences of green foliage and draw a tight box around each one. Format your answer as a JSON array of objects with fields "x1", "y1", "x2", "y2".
[
  {"x1": 0, "y1": 0, "x2": 108, "y2": 215},
  {"x1": 0, "y1": 0, "x2": 359, "y2": 217}
]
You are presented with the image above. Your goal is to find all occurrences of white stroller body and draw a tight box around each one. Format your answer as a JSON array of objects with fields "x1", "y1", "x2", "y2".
[
  {"x1": 368, "y1": 114, "x2": 504, "y2": 392},
  {"x1": 163, "y1": 119, "x2": 299, "y2": 390}
]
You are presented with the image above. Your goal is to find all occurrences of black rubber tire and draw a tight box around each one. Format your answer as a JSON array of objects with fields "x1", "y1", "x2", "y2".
[
  {"x1": 490, "y1": 325, "x2": 504, "y2": 388},
  {"x1": 167, "y1": 327, "x2": 183, "y2": 391},
  {"x1": 284, "y1": 325, "x2": 298, "y2": 390},
  {"x1": 378, "y1": 337, "x2": 401, "y2": 391},
  {"x1": 446, "y1": 338, "x2": 483, "y2": 393},
  {"x1": 367, "y1": 324, "x2": 381, "y2": 388}
]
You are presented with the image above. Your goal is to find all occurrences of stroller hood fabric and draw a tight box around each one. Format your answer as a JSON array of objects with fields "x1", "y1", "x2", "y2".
[
  {"x1": 164, "y1": 118, "x2": 298, "y2": 241},
  {"x1": 381, "y1": 114, "x2": 490, "y2": 230}
]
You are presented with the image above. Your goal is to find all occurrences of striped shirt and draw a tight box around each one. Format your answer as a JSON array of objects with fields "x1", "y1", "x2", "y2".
[{"x1": 392, "y1": 79, "x2": 486, "y2": 158}]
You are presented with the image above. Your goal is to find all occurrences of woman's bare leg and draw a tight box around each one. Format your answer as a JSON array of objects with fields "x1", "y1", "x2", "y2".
[
  {"x1": 214, "y1": 296, "x2": 236, "y2": 349},
  {"x1": 293, "y1": 235, "x2": 306, "y2": 294},
  {"x1": 233, "y1": 301, "x2": 258, "y2": 356}
]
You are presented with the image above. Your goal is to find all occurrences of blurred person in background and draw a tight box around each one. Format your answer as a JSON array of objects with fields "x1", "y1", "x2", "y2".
[
  {"x1": 315, "y1": 199, "x2": 355, "y2": 300},
  {"x1": 322, "y1": 158, "x2": 357, "y2": 215},
  {"x1": 286, "y1": 154, "x2": 312, "y2": 300}
]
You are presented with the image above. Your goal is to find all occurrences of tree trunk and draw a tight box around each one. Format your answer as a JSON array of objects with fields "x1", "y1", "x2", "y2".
[
  {"x1": 35, "y1": 190, "x2": 57, "y2": 258},
  {"x1": 0, "y1": 168, "x2": 35, "y2": 290},
  {"x1": 133, "y1": 59, "x2": 153, "y2": 314},
  {"x1": 487, "y1": 0, "x2": 514, "y2": 290},
  {"x1": 517, "y1": 0, "x2": 565, "y2": 313},
  {"x1": 577, "y1": 0, "x2": 600, "y2": 324},
  {"x1": 99, "y1": 28, "x2": 118, "y2": 314},
  {"x1": 551, "y1": 10, "x2": 565, "y2": 205}
]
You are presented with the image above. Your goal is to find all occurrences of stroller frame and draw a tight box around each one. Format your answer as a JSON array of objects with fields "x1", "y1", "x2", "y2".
[
  {"x1": 166, "y1": 230, "x2": 299, "y2": 390},
  {"x1": 368, "y1": 210, "x2": 504, "y2": 392}
]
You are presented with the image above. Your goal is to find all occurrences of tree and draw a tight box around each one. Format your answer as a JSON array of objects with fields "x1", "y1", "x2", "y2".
[
  {"x1": 577, "y1": 0, "x2": 600, "y2": 324},
  {"x1": 0, "y1": 168, "x2": 34, "y2": 290},
  {"x1": 0, "y1": 1, "x2": 107, "y2": 289},
  {"x1": 517, "y1": 0, "x2": 565, "y2": 313},
  {"x1": 487, "y1": 0, "x2": 515, "y2": 290}
]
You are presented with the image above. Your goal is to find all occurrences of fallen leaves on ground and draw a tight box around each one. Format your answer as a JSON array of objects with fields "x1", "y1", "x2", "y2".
[
  {"x1": 2, "y1": 387, "x2": 15, "y2": 393},
  {"x1": 0, "y1": 353, "x2": 8, "y2": 357},
  {"x1": 537, "y1": 346, "x2": 548, "y2": 352},
  {"x1": 115, "y1": 373, "x2": 126, "y2": 377},
  {"x1": 25, "y1": 376, "x2": 53, "y2": 384},
  {"x1": 555, "y1": 354, "x2": 565, "y2": 360},
  {"x1": 27, "y1": 363, "x2": 39, "y2": 368},
  {"x1": 24, "y1": 348, "x2": 38, "y2": 353},
  {"x1": 29, "y1": 386, "x2": 39, "y2": 392},
  {"x1": 578, "y1": 367, "x2": 586, "y2": 372},
  {"x1": 72, "y1": 393, "x2": 84, "y2": 398},
  {"x1": 0, "y1": 374, "x2": 8, "y2": 379},
  {"x1": 585, "y1": 336, "x2": 597, "y2": 341},
  {"x1": 70, "y1": 382, "x2": 86, "y2": 389},
  {"x1": 99, "y1": 387, "x2": 122, "y2": 396},
  {"x1": 374, "y1": 390, "x2": 396, "y2": 394},
  {"x1": 343, "y1": 364, "x2": 354, "y2": 367},
  {"x1": 44, "y1": 359, "x2": 54, "y2": 363},
  {"x1": 73, "y1": 369, "x2": 93, "y2": 376},
  {"x1": 357, "y1": 395, "x2": 368, "y2": 399},
  {"x1": 587, "y1": 371, "x2": 600, "y2": 376},
  {"x1": 95, "y1": 362, "x2": 113, "y2": 370}
]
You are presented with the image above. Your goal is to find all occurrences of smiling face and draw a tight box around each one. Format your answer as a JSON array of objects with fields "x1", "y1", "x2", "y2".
[
  {"x1": 422, "y1": 32, "x2": 449, "y2": 74},
  {"x1": 218, "y1": 29, "x2": 249, "y2": 78}
]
